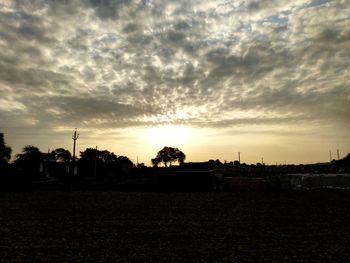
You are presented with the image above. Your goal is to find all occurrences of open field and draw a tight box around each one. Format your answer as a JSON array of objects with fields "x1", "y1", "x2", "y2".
[{"x1": 1, "y1": 191, "x2": 350, "y2": 262}]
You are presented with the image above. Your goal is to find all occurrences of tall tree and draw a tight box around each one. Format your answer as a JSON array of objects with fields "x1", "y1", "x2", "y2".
[
  {"x1": 80, "y1": 148, "x2": 117, "y2": 163},
  {"x1": 51, "y1": 148, "x2": 72, "y2": 162},
  {"x1": 15, "y1": 146, "x2": 43, "y2": 163},
  {"x1": 100, "y1": 150, "x2": 118, "y2": 163},
  {"x1": 80, "y1": 148, "x2": 99, "y2": 162},
  {"x1": 0, "y1": 133, "x2": 12, "y2": 164},
  {"x1": 14, "y1": 146, "x2": 44, "y2": 177},
  {"x1": 151, "y1": 157, "x2": 162, "y2": 167},
  {"x1": 152, "y1": 146, "x2": 186, "y2": 167}
]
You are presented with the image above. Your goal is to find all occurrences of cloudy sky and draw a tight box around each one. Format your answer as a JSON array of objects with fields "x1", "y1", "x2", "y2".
[{"x1": 0, "y1": 0, "x2": 349, "y2": 164}]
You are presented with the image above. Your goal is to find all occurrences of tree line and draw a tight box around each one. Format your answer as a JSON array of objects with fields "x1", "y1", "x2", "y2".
[
  {"x1": 1, "y1": 131, "x2": 349, "y2": 180},
  {"x1": 0, "y1": 133, "x2": 187, "y2": 179}
]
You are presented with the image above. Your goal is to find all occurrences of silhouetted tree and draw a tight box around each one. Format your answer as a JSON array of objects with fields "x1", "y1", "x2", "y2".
[
  {"x1": 0, "y1": 133, "x2": 12, "y2": 164},
  {"x1": 256, "y1": 162, "x2": 263, "y2": 167},
  {"x1": 51, "y1": 148, "x2": 72, "y2": 162},
  {"x1": 215, "y1": 159, "x2": 222, "y2": 165},
  {"x1": 14, "y1": 146, "x2": 44, "y2": 178},
  {"x1": 79, "y1": 148, "x2": 128, "y2": 178},
  {"x1": 116, "y1": 156, "x2": 134, "y2": 175},
  {"x1": 136, "y1": 162, "x2": 146, "y2": 169},
  {"x1": 151, "y1": 157, "x2": 162, "y2": 167},
  {"x1": 331, "y1": 153, "x2": 350, "y2": 172},
  {"x1": 344, "y1": 153, "x2": 350, "y2": 165},
  {"x1": 80, "y1": 148, "x2": 117, "y2": 163},
  {"x1": 0, "y1": 133, "x2": 12, "y2": 177},
  {"x1": 116, "y1": 156, "x2": 132, "y2": 164},
  {"x1": 15, "y1": 146, "x2": 43, "y2": 163},
  {"x1": 152, "y1": 146, "x2": 186, "y2": 167},
  {"x1": 80, "y1": 148, "x2": 98, "y2": 162},
  {"x1": 334, "y1": 153, "x2": 350, "y2": 166},
  {"x1": 100, "y1": 150, "x2": 117, "y2": 163}
]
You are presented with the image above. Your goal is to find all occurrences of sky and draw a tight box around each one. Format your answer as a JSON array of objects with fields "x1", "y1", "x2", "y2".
[{"x1": 0, "y1": 0, "x2": 349, "y2": 165}]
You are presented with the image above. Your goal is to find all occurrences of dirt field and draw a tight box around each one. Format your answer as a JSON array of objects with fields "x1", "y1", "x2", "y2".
[{"x1": 0, "y1": 191, "x2": 350, "y2": 262}]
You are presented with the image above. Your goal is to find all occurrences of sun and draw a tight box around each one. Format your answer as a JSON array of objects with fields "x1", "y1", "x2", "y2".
[{"x1": 144, "y1": 125, "x2": 193, "y2": 148}]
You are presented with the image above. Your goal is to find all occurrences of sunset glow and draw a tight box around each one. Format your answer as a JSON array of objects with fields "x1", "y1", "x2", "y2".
[
  {"x1": 0, "y1": 1, "x2": 349, "y2": 164},
  {"x1": 144, "y1": 125, "x2": 194, "y2": 149}
]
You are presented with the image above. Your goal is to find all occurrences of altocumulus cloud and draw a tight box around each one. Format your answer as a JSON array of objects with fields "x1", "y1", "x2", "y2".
[{"x1": 0, "y1": 0, "x2": 349, "y2": 132}]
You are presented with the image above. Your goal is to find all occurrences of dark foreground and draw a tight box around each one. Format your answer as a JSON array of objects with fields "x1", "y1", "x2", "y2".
[{"x1": 1, "y1": 191, "x2": 350, "y2": 262}]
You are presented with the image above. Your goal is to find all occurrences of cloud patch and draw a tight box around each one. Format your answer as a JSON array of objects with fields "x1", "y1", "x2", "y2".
[{"x1": 0, "y1": 0, "x2": 349, "y2": 133}]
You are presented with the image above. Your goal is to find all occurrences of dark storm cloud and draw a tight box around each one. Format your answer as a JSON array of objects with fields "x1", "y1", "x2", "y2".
[{"x1": 0, "y1": 0, "x2": 349, "y2": 133}]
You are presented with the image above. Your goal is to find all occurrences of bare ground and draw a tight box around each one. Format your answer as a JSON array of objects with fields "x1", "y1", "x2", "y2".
[{"x1": 0, "y1": 191, "x2": 350, "y2": 262}]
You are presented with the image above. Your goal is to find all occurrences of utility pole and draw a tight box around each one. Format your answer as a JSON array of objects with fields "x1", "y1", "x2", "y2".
[
  {"x1": 72, "y1": 128, "x2": 79, "y2": 161},
  {"x1": 261, "y1": 157, "x2": 264, "y2": 165},
  {"x1": 337, "y1": 149, "x2": 340, "y2": 160},
  {"x1": 329, "y1": 150, "x2": 332, "y2": 162},
  {"x1": 72, "y1": 128, "x2": 79, "y2": 176},
  {"x1": 238, "y1": 152, "x2": 241, "y2": 163}
]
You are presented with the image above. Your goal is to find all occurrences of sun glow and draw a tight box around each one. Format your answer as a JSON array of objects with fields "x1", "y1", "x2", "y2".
[{"x1": 144, "y1": 125, "x2": 194, "y2": 148}]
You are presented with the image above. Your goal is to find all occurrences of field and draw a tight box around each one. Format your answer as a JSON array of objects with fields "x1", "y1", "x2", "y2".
[{"x1": 0, "y1": 191, "x2": 350, "y2": 262}]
